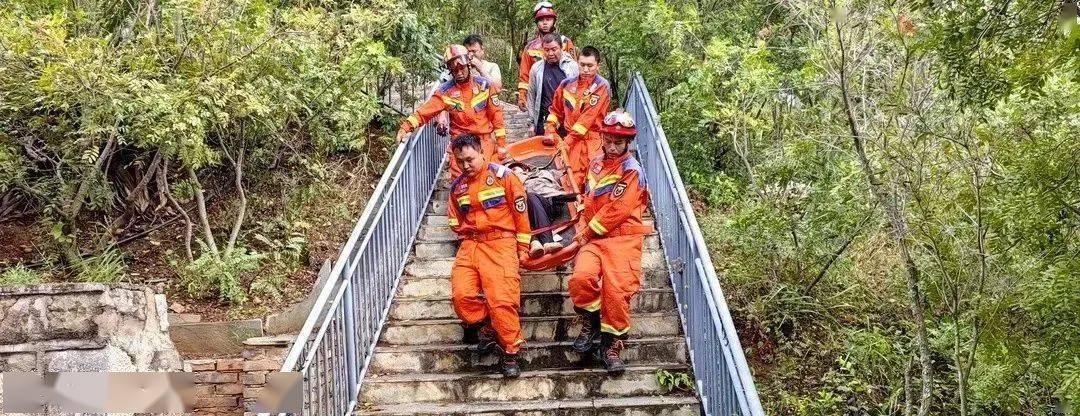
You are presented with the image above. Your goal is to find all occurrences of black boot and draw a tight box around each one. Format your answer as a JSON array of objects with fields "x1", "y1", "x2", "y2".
[
  {"x1": 599, "y1": 333, "x2": 627, "y2": 374},
  {"x1": 572, "y1": 308, "x2": 601, "y2": 353},
  {"x1": 462, "y1": 322, "x2": 482, "y2": 344},
  {"x1": 476, "y1": 324, "x2": 498, "y2": 355},
  {"x1": 500, "y1": 352, "x2": 521, "y2": 378}
]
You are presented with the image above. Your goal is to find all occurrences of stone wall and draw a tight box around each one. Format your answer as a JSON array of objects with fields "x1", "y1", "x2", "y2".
[
  {"x1": 183, "y1": 338, "x2": 289, "y2": 415},
  {"x1": 0, "y1": 283, "x2": 181, "y2": 373},
  {"x1": 0, "y1": 283, "x2": 182, "y2": 414}
]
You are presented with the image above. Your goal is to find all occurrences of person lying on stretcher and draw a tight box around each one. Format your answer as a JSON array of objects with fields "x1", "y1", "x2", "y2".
[{"x1": 510, "y1": 164, "x2": 570, "y2": 258}]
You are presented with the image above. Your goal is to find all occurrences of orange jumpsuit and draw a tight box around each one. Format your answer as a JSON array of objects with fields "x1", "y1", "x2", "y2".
[
  {"x1": 569, "y1": 153, "x2": 651, "y2": 337},
  {"x1": 448, "y1": 163, "x2": 533, "y2": 354},
  {"x1": 545, "y1": 75, "x2": 611, "y2": 187},
  {"x1": 401, "y1": 77, "x2": 507, "y2": 177},
  {"x1": 516, "y1": 34, "x2": 576, "y2": 96}
]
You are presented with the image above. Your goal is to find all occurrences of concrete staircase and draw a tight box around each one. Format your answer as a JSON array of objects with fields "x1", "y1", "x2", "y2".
[{"x1": 354, "y1": 104, "x2": 702, "y2": 415}]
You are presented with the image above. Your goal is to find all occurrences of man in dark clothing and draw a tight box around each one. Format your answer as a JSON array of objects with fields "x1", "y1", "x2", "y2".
[
  {"x1": 525, "y1": 33, "x2": 578, "y2": 136},
  {"x1": 537, "y1": 50, "x2": 566, "y2": 136}
]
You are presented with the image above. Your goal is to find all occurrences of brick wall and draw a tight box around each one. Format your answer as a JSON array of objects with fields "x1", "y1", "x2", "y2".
[{"x1": 184, "y1": 343, "x2": 287, "y2": 415}]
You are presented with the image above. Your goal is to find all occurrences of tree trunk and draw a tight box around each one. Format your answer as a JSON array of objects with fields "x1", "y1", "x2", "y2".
[
  {"x1": 222, "y1": 143, "x2": 246, "y2": 256},
  {"x1": 163, "y1": 159, "x2": 194, "y2": 262},
  {"x1": 186, "y1": 165, "x2": 219, "y2": 259},
  {"x1": 833, "y1": 19, "x2": 933, "y2": 416}
]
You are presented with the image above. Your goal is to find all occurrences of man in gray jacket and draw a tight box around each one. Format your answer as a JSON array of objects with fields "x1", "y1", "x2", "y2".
[{"x1": 524, "y1": 33, "x2": 578, "y2": 136}]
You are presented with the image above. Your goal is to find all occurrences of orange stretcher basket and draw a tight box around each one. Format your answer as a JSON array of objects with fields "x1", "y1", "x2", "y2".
[{"x1": 501, "y1": 135, "x2": 584, "y2": 271}]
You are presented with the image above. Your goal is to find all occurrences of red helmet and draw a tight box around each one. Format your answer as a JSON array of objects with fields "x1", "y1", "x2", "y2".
[
  {"x1": 597, "y1": 108, "x2": 637, "y2": 137},
  {"x1": 533, "y1": 1, "x2": 557, "y2": 20},
  {"x1": 443, "y1": 44, "x2": 469, "y2": 69}
]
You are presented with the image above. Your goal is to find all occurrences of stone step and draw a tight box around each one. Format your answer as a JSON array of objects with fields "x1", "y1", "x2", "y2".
[
  {"x1": 378, "y1": 312, "x2": 682, "y2": 346},
  {"x1": 359, "y1": 364, "x2": 692, "y2": 406},
  {"x1": 388, "y1": 289, "x2": 677, "y2": 320},
  {"x1": 413, "y1": 235, "x2": 661, "y2": 259},
  {"x1": 395, "y1": 268, "x2": 672, "y2": 298},
  {"x1": 402, "y1": 251, "x2": 666, "y2": 279},
  {"x1": 369, "y1": 337, "x2": 688, "y2": 375},
  {"x1": 355, "y1": 395, "x2": 702, "y2": 415}
]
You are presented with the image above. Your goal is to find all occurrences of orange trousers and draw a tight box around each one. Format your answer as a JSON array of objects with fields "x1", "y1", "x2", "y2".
[
  {"x1": 447, "y1": 133, "x2": 497, "y2": 178},
  {"x1": 568, "y1": 234, "x2": 645, "y2": 337},
  {"x1": 566, "y1": 133, "x2": 602, "y2": 188},
  {"x1": 451, "y1": 236, "x2": 524, "y2": 354}
]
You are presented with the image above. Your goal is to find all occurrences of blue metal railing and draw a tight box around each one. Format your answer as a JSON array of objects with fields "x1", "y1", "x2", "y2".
[
  {"x1": 278, "y1": 118, "x2": 446, "y2": 415},
  {"x1": 626, "y1": 72, "x2": 765, "y2": 416}
]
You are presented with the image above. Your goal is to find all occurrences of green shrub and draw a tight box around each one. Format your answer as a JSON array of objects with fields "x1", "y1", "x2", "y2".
[
  {"x1": 75, "y1": 249, "x2": 127, "y2": 283},
  {"x1": 0, "y1": 265, "x2": 44, "y2": 286},
  {"x1": 180, "y1": 249, "x2": 264, "y2": 304}
]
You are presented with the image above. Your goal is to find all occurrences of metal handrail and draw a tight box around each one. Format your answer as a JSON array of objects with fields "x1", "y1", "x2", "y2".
[
  {"x1": 278, "y1": 80, "x2": 445, "y2": 415},
  {"x1": 625, "y1": 72, "x2": 765, "y2": 416}
]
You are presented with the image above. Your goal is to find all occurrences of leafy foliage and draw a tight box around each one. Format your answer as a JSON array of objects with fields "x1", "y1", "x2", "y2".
[
  {"x1": 416, "y1": 0, "x2": 1078, "y2": 413},
  {"x1": 1, "y1": 0, "x2": 435, "y2": 305},
  {"x1": 655, "y1": 369, "x2": 695, "y2": 393},
  {"x1": 0, "y1": 265, "x2": 45, "y2": 286},
  {"x1": 180, "y1": 248, "x2": 264, "y2": 303}
]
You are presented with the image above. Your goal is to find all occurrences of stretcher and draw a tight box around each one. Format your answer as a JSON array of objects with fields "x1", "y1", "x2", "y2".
[{"x1": 501, "y1": 135, "x2": 584, "y2": 271}]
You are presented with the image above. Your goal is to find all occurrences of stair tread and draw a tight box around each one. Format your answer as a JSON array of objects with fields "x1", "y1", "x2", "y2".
[
  {"x1": 387, "y1": 311, "x2": 678, "y2": 326},
  {"x1": 374, "y1": 336, "x2": 684, "y2": 353},
  {"x1": 355, "y1": 395, "x2": 700, "y2": 414},
  {"x1": 393, "y1": 288, "x2": 670, "y2": 302},
  {"x1": 364, "y1": 363, "x2": 689, "y2": 383}
]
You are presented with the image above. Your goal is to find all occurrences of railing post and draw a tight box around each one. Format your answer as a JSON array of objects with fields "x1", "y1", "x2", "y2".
[{"x1": 342, "y1": 280, "x2": 359, "y2": 408}]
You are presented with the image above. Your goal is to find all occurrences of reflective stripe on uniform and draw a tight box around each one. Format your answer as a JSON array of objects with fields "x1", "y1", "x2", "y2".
[
  {"x1": 448, "y1": 217, "x2": 459, "y2": 226},
  {"x1": 600, "y1": 322, "x2": 630, "y2": 335},
  {"x1": 571, "y1": 123, "x2": 588, "y2": 135},
  {"x1": 478, "y1": 187, "x2": 506, "y2": 201},
  {"x1": 407, "y1": 115, "x2": 421, "y2": 128},
  {"x1": 471, "y1": 90, "x2": 490, "y2": 107},
  {"x1": 494, "y1": 128, "x2": 506, "y2": 137},
  {"x1": 441, "y1": 96, "x2": 464, "y2": 109},
  {"x1": 516, "y1": 233, "x2": 532, "y2": 244},
  {"x1": 581, "y1": 298, "x2": 601, "y2": 312},
  {"x1": 588, "y1": 218, "x2": 608, "y2": 235}
]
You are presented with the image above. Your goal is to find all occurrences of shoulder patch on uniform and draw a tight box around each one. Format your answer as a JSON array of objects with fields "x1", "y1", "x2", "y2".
[
  {"x1": 515, "y1": 196, "x2": 527, "y2": 212},
  {"x1": 612, "y1": 182, "x2": 628, "y2": 198},
  {"x1": 562, "y1": 76, "x2": 578, "y2": 87},
  {"x1": 475, "y1": 76, "x2": 489, "y2": 89},
  {"x1": 437, "y1": 80, "x2": 455, "y2": 93}
]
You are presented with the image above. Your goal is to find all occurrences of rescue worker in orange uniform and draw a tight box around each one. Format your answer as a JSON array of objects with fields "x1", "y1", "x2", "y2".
[
  {"x1": 397, "y1": 45, "x2": 508, "y2": 177},
  {"x1": 516, "y1": 1, "x2": 576, "y2": 111},
  {"x1": 568, "y1": 109, "x2": 651, "y2": 374},
  {"x1": 446, "y1": 133, "x2": 533, "y2": 378},
  {"x1": 545, "y1": 46, "x2": 611, "y2": 188}
]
